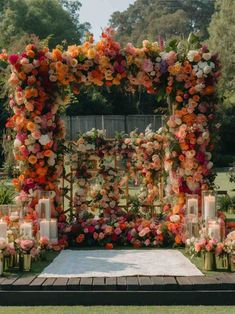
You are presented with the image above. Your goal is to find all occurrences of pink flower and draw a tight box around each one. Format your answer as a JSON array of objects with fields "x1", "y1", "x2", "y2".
[
  {"x1": 142, "y1": 59, "x2": 153, "y2": 72},
  {"x1": 39, "y1": 236, "x2": 49, "y2": 248},
  {"x1": 114, "y1": 227, "x2": 122, "y2": 235},
  {"x1": 19, "y1": 239, "x2": 34, "y2": 252},
  {"x1": 139, "y1": 227, "x2": 150, "y2": 237},
  {"x1": 194, "y1": 243, "x2": 201, "y2": 253},
  {"x1": 30, "y1": 247, "x2": 40, "y2": 258},
  {"x1": 8, "y1": 54, "x2": 19, "y2": 65},
  {"x1": 0, "y1": 237, "x2": 7, "y2": 250}
]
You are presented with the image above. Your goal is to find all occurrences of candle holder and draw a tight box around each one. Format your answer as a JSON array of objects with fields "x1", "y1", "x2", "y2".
[
  {"x1": 9, "y1": 204, "x2": 22, "y2": 223},
  {"x1": 186, "y1": 194, "x2": 199, "y2": 221},
  {"x1": 37, "y1": 191, "x2": 54, "y2": 220},
  {"x1": 19, "y1": 220, "x2": 33, "y2": 238},
  {"x1": 207, "y1": 218, "x2": 221, "y2": 241},
  {"x1": 202, "y1": 190, "x2": 217, "y2": 222},
  {"x1": 184, "y1": 216, "x2": 199, "y2": 238}
]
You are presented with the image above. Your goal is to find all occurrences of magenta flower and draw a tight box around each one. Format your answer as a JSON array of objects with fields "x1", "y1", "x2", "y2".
[{"x1": 8, "y1": 54, "x2": 19, "y2": 65}]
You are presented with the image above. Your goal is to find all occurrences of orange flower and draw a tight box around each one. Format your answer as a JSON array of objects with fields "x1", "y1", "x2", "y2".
[
  {"x1": 175, "y1": 234, "x2": 182, "y2": 244},
  {"x1": 204, "y1": 86, "x2": 214, "y2": 95},
  {"x1": 105, "y1": 243, "x2": 113, "y2": 249},
  {"x1": 52, "y1": 48, "x2": 63, "y2": 61},
  {"x1": 44, "y1": 150, "x2": 53, "y2": 157},
  {"x1": 179, "y1": 154, "x2": 185, "y2": 162},
  {"x1": 26, "y1": 121, "x2": 36, "y2": 132},
  {"x1": 76, "y1": 234, "x2": 85, "y2": 244},
  {"x1": 166, "y1": 86, "x2": 172, "y2": 94},
  {"x1": 192, "y1": 95, "x2": 200, "y2": 102},
  {"x1": 28, "y1": 155, "x2": 37, "y2": 164},
  {"x1": 176, "y1": 95, "x2": 183, "y2": 103}
]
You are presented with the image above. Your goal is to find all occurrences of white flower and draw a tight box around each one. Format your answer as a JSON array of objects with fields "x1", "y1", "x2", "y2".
[
  {"x1": 207, "y1": 161, "x2": 213, "y2": 169},
  {"x1": 202, "y1": 52, "x2": 211, "y2": 61},
  {"x1": 203, "y1": 65, "x2": 211, "y2": 74},
  {"x1": 14, "y1": 139, "x2": 22, "y2": 148},
  {"x1": 187, "y1": 50, "x2": 198, "y2": 62},
  {"x1": 39, "y1": 134, "x2": 51, "y2": 146},
  {"x1": 110, "y1": 201, "x2": 116, "y2": 208},
  {"x1": 196, "y1": 70, "x2": 203, "y2": 78},
  {"x1": 48, "y1": 157, "x2": 55, "y2": 166},
  {"x1": 170, "y1": 215, "x2": 180, "y2": 223}
]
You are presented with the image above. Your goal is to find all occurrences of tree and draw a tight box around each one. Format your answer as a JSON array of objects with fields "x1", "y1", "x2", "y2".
[
  {"x1": 0, "y1": 0, "x2": 89, "y2": 50},
  {"x1": 208, "y1": 0, "x2": 235, "y2": 108},
  {"x1": 110, "y1": 0, "x2": 215, "y2": 46}
]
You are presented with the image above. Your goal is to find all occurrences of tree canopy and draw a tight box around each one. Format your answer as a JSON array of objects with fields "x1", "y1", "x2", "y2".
[
  {"x1": 208, "y1": 0, "x2": 235, "y2": 107},
  {"x1": 110, "y1": 0, "x2": 215, "y2": 46},
  {"x1": 0, "y1": 0, "x2": 89, "y2": 50}
]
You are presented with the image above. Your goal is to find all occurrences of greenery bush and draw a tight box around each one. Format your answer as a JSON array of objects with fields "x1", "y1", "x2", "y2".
[{"x1": 0, "y1": 185, "x2": 15, "y2": 205}]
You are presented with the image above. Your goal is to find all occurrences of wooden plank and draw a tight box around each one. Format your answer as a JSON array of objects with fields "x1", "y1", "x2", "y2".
[
  {"x1": 150, "y1": 277, "x2": 165, "y2": 290},
  {"x1": 105, "y1": 277, "x2": 117, "y2": 290},
  {"x1": 67, "y1": 278, "x2": 80, "y2": 291},
  {"x1": 0, "y1": 277, "x2": 19, "y2": 290},
  {"x1": 176, "y1": 277, "x2": 193, "y2": 291},
  {"x1": 126, "y1": 276, "x2": 139, "y2": 291},
  {"x1": 12, "y1": 276, "x2": 36, "y2": 290},
  {"x1": 53, "y1": 277, "x2": 68, "y2": 290},
  {"x1": 190, "y1": 276, "x2": 221, "y2": 290},
  {"x1": 117, "y1": 277, "x2": 127, "y2": 290},
  {"x1": 42, "y1": 278, "x2": 56, "y2": 290},
  {"x1": 80, "y1": 277, "x2": 93, "y2": 291},
  {"x1": 138, "y1": 276, "x2": 152, "y2": 291},
  {"x1": 216, "y1": 274, "x2": 235, "y2": 290},
  {"x1": 162, "y1": 277, "x2": 178, "y2": 290},
  {"x1": 93, "y1": 277, "x2": 105, "y2": 290},
  {"x1": 29, "y1": 277, "x2": 46, "y2": 289}
]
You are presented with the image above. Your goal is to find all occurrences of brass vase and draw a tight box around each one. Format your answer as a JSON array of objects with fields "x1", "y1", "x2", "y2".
[
  {"x1": 204, "y1": 251, "x2": 216, "y2": 271},
  {"x1": 3, "y1": 256, "x2": 10, "y2": 272},
  {"x1": 0, "y1": 253, "x2": 3, "y2": 276},
  {"x1": 23, "y1": 254, "x2": 31, "y2": 272},
  {"x1": 229, "y1": 254, "x2": 235, "y2": 272}
]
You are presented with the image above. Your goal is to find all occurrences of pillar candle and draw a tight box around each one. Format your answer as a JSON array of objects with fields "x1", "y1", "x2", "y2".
[
  {"x1": 38, "y1": 199, "x2": 51, "y2": 220},
  {"x1": 40, "y1": 220, "x2": 50, "y2": 239},
  {"x1": 208, "y1": 222, "x2": 220, "y2": 241},
  {"x1": 50, "y1": 219, "x2": 58, "y2": 243},
  {"x1": 20, "y1": 222, "x2": 32, "y2": 238},
  {"x1": 187, "y1": 198, "x2": 198, "y2": 214},
  {"x1": 204, "y1": 195, "x2": 216, "y2": 220},
  {"x1": 0, "y1": 220, "x2": 7, "y2": 239}
]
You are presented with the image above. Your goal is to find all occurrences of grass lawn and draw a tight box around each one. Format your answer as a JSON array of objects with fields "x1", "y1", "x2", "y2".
[{"x1": 0, "y1": 306, "x2": 234, "y2": 314}]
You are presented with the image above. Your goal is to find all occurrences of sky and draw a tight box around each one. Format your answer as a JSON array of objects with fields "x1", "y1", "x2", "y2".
[{"x1": 80, "y1": 0, "x2": 136, "y2": 40}]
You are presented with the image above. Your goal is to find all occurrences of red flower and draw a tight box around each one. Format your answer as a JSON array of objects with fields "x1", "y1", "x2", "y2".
[{"x1": 8, "y1": 54, "x2": 19, "y2": 65}]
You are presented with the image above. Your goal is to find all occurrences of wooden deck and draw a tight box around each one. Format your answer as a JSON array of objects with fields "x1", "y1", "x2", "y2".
[{"x1": 0, "y1": 274, "x2": 235, "y2": 305}]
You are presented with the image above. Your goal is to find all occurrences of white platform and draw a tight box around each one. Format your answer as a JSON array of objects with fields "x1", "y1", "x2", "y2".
[{"x1": 39, "y1": 249, "x2": 203, "y2": 278}]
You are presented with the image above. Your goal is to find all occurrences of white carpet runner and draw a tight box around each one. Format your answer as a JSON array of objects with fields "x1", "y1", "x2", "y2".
[{"x1": 39, "y1": 249, "x2": 203, "y2": 278}]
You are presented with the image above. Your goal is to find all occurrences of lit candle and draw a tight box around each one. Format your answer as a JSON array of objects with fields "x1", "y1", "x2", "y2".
[
  {"x1": 50, "y1": 219, "x2": 58, "y2": 243},
  {"x1": 40, "y1": 220, "x2": 50, "y2": 239},
  {"x1": 208, "y1": 222, "x2": 221, "y2": 241},
  {"x1": 20, "y1": 222, "x2": 32, "y2": 238},
  {"x1": 38, "y1": 199, "x2": 51, "y2": 220},
  {"x1": 187, "y1": 197, "x2": 198, "y2": 223},
  {"x1": 204, "y1": 195, "x2": 216, "y2": 220},
  {"x1": 9, "y1": 211, "x2": 20, "y2": 222},
  {"x1": 0, "y1": 220, "x2": 7, "y2": 239}
]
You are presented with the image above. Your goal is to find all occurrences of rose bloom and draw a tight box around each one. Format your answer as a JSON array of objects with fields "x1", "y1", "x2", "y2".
[
  {"x1": 194, "y1": 243, "x2": 201, "y2": 253},
  {"x1": 0, "y1": 237, "x2": 7, "y2": 250},
  {"x1": 20, "y1": 239, "x2": 34, "y2": 252},
  {"x1": 39, "y1": 236, "x2": 50, "y2": 248}
]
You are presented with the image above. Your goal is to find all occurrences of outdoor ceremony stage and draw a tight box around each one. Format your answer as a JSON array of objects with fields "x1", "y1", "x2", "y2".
[{"x1": 0, "y1": 273, "x2": 235, "y2": 306}]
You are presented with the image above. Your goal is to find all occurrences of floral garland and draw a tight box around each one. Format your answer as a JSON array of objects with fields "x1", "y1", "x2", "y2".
[{"x1": 0, "y1": 28, "x2": 220, "y2": 246}]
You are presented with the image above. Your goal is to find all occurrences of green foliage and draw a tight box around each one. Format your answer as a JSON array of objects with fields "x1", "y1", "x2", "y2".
[
  {"x1": 0, "y1": 0, "x2": 89, "y2": 50},
  {"x1": 208, "y1": 0, "x2": 235, "y2": 108},
  {"x1": 0, "y1": 185, "x2": 15, "y2": 205},
  {"x1": 218, "y1": 195, "x2": 235, "y2": 212},
  {"x1": 110, "y1": 0, "x2": 215, "y2": 46}
]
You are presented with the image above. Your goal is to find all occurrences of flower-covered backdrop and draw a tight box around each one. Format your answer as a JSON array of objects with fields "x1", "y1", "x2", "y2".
[{"x1": 0, "y1": 28, "x2": 220, "y2": 247}]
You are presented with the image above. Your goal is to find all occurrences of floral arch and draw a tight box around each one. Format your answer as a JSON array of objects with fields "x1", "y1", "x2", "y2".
[{"x1": 1, "y1": 29, "x2": 220, "y2": 247}]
